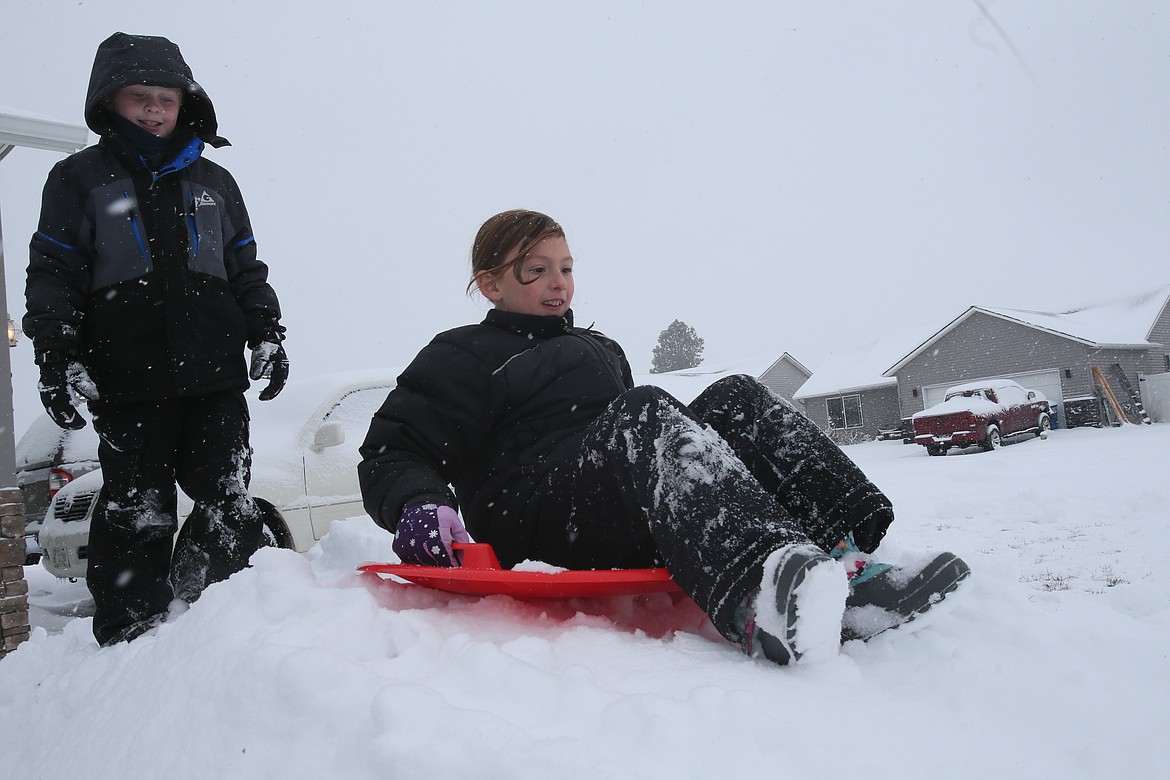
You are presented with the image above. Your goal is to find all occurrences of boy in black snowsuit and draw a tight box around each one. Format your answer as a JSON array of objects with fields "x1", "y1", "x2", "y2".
[{"x1": 23, "y1": 32, "x2": 289, "y2": 646}]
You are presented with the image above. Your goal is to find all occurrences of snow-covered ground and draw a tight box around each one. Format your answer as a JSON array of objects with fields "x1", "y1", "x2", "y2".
[{"x1": 3, "y1": 423, "x2": 1168, "y2": 779}]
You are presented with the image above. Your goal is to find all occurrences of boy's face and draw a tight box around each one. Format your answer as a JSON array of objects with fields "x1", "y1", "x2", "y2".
[
  {"x1": 477, "y1": 235, "x2": 574, "y2": 317},
  {"x1": 112, "y1": 85, "x2": 183, "y2": 138}
]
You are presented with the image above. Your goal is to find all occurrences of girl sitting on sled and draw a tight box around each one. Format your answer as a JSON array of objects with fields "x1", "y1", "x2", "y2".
[{"x1": 359, "y1": 209, "x2": 969, "y2": 664}]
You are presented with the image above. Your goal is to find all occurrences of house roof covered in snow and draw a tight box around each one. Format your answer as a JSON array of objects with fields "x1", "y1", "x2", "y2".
[
  {"x1": 884, "y1": 283, "x2": 1170, "y2": 376},
  {"x1": 636, "y1": 355, "x2": 791, "y2": 404},
  {"x1": 793, "y1": 326, "x2": 938, "y2": 399}
]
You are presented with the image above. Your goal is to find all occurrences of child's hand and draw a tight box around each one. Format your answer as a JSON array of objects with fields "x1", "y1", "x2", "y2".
[
  {"x1": 249, "y1": 341, "x2": 289, "y2": 400},
  {"x1": 35, "y1": 354, "x2": 92, "y2": 430},
  {"x1": 393, "y1": 503, "x2": 470, "y2": 567}
]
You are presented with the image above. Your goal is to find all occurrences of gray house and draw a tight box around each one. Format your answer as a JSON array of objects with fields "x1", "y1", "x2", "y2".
[
  {"x1": 794, "y1": 283, "x2": 1170, "y2": 441},
  {"x1": 887, "y1": 284, "x2": 1170, "y2": 427},
  {"x1": 757, "y1": 352, "x2": 812, "y2": 408}
]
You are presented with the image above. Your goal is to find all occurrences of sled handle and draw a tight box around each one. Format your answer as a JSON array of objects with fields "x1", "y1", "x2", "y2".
[{"x1": 452, "y1": 542, "x2": 502, "y2": 570}]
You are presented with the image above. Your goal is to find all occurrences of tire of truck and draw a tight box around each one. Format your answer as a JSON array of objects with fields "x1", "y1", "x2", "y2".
[{"x1": 1037, "y1": 413, "x2": 1051, "y2": 440}]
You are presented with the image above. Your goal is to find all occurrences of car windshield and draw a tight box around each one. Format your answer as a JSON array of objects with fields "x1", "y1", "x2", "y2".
[
  {"x1": 997, "y1": 385, "x2": 1026, "y2": 405},
  {"x1": 320, "y1": 387, "x2": 388, "y2": 428},
  {"x1": 946, "y1": 388, "x2": 991, "y2": 403}
]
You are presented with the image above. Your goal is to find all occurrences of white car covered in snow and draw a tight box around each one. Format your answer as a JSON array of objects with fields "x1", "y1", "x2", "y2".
[
  {"x1": 14, "y1": 411, "x2": 101, "y2": 564},
  {"x1": 37, "y1": 369, "x2": 398, "y2": 579}
]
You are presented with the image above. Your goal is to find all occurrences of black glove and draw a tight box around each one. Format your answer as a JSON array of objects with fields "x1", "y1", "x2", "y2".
[
  {"x1": 36, "y1": 354, "x2": 89, "y2": 430},
  {"x1": 249, "y1": 341, "x2": 289, "y2": 401}
]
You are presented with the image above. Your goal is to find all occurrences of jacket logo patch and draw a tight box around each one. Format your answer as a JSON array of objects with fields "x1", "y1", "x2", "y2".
[{"x1": 193, "y1": 191, "x2": 216, "y2": 208}]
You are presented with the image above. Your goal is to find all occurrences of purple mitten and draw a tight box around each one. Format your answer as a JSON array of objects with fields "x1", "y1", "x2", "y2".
[{"x1": 393, "y1": 502, "x2": 470, "y2": 567}]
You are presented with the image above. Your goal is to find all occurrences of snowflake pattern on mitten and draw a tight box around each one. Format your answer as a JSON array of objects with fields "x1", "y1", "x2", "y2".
[{"x1": 392, "y1": 502, "x2": 469, "y2": 566}]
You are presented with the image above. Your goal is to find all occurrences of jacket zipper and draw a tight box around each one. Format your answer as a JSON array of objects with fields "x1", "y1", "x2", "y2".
[
  {"x1": 123, "y1": 191, "x2": 150, "y2": 263},
  {"x1": 186, "y1": 194, "x2": 199, "y2": 258}
]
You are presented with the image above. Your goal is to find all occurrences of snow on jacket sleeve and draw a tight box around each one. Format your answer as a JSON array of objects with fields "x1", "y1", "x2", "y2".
[{"x1": 358, "y1": 337, "x2": 495, "y2": 533}]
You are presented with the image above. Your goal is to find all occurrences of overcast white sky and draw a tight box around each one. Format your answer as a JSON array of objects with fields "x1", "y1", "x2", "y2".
[{"x1": 3, "y1": 1, "x2": 1168, "y2": 432}]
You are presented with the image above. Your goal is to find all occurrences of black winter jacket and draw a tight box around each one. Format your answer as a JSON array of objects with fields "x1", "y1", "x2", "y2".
[
  {"x1": 23, "y1": 33, "x2": 281, "y2": 403},
  {"x1": 359, "y1": 309, "x2": 635, "y2": 567}
]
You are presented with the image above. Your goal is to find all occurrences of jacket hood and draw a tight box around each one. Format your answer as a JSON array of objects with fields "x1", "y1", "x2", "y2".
[{"x1": 85, "y1": 32, "x2": 229, "y2": 148}]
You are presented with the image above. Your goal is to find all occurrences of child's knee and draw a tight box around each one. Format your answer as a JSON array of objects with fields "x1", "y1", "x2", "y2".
[{"x1": 618, "y1": 385, "x2": 678, "y2": 413}]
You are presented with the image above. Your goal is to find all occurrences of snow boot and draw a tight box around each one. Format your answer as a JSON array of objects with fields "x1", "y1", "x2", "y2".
[
  {"x1": 748, "y1": 544, "x2": 848, "y2": 666},
  {"x1": 840, "y1": 550, "x2": 971, "y2": 642},
  {"x1": 100, "y1": 612, "x2": 167, "y2": 647}
]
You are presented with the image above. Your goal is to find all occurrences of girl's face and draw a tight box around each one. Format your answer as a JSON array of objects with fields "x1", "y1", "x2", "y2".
[
  {"x1": 112, "y1": 84, "x2": 183, "y2": 138},
  {"x1": 477, "y1": 235, "x2": 574, "y2": 317}
]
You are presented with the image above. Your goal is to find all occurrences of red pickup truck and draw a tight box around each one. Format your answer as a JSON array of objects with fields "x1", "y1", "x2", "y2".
[{"x1": 912, "y1": 379, "x2": 1051, "y2": 456}]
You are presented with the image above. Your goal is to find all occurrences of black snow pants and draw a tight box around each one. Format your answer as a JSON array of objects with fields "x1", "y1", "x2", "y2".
[
  {"x1": 525, "y1": 375, "x2": 894, "y2": 646},
  {"x1": 86, "y1": 390, "x2": 264, "y2": 645}
]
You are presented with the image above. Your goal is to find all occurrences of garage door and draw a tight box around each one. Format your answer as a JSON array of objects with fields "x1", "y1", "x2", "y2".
[{"x1": 922, "y1": 369, "x2": 1065, "y2": 410}]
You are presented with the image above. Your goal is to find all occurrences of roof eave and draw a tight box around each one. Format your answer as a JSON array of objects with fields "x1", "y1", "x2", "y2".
[
  {"x1": 762, "y1": 352, "x2": 812, "y2": 379},
  {"x1": 0, "y1": 110, "x2": 89, "y2": 154},
  {"x1": 882, "y1": 307, "x2": 978, "y2": 377},
  {"x1": 794, "y1": 379, "x2": 897, "y2": 401}
]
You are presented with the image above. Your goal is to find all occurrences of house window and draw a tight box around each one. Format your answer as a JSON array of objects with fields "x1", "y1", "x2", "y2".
[{"x1": 827, "y1": 395, "x2": 863, "y2": 429}]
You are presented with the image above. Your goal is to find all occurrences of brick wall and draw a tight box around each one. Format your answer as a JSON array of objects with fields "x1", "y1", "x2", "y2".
[{"x1": 0, "y1": 487, "x2": 30, "y2": 658}]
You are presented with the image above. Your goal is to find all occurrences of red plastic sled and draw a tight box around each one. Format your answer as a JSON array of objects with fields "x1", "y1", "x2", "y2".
[{"x1": 358, "y1": 542, "x2": 680, "y2": 598}]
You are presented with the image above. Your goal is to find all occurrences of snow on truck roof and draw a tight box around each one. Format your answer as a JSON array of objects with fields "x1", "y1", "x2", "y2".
[{"x1": 943, "y1": 378, "x2": 1025, "y2": 395}]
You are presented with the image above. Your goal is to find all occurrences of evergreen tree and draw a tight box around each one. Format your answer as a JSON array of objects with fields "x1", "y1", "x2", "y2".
[{"x1": 650, "y1": 320, "x2": 705, "y2": 374}]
